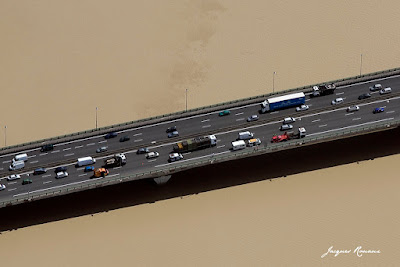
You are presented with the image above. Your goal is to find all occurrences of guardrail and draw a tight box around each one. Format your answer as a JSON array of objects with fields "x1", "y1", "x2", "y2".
[
  {"x1": 1, "y1": 67, "x2": 399, "y2": 156},
  {"x1": 2, "y1": 117, "x2": 399, "y2": 208}
]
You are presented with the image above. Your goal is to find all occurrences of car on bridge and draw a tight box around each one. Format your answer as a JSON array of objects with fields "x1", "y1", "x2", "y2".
[
  {"x1": 168, "y1": 153, "x2": 183, "y2": 162},
  {"x1": 96, "y1": 146, "x2": 108, "y2": 153},
  {"x1": 56, "y1": 171, "x2": 69, "y2": 179},
  {"x1": 105, "y1": 132, "x2": 118, "y2": 139},
  {"x1": 166, "y1": 126, "x2": 177, "y2": 133},
  {"x1": 218, "y1": 110, "x2": 230, "y2": 116},
  {"x1": 247, "y1": 115, "x2": 259, "y2": 122},
  {"x1": 280, "y1": 124, "x2": 293, "y2": 131},
  {"x1": 0, "y1": 184, "x2": 6, "y2": 191},
  {"x1": 137, "y1": 147, "x2": 150, "y2": 154},
  {"x1": 22, "y1": 179, "x2": 32, "y2": 185},
  {"x1": 373, "y1": 107, "x2": 385, "y2": 114},
  {"x1": 283, "y1": 117, "x2": 296, "y2": 124},
  {"x1": 369, "y1": 84, "x2": 382, "y2": 91},
  {"x1": 7, "y1": 174, "x2": 21, "y2": 181},
  {"x1": 346, "y1": 105, "x2": 360, "y2": 112},
  {"x1": 247, "y1": 138, "x2": 262, "y2": 147},
  {"x1": 119, "y1": 136, "x2": 130, "y2": 142},
  {"x1": 84, "y1": 166, "x2": 95, "y2": 172},
  {"x1": 167, "y1": 131, "x2": 179, "y2": 138},
  {"x1": 55, "y1": 166, "x2": 67, "y2": 173},
  {"x1": 358, "y1": 93, "x2": 371, "y2": 100},
  {"x1": 296, "y1": 104, "x2": 309, "y2": 112},
  {"x1": 146, "y1": 152, "x2": 160, "y2": 159},
  {"x1": 331, "y1": 98, "x2": 344, "y2": 105},
  {"x1": 379, "y1": 87, "x2": 392, "y2": 95},
  {"x1": 40, "y1": 144, "x2": 54, "y2": 152},
  {"x1": 33, "y1": 168, "x2": 47, "y2": 175}
]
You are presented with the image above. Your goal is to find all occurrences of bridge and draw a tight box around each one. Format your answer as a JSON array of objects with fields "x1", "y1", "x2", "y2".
[{"x1": 0, "y1": 68, "x2": 399, "y2": 208}]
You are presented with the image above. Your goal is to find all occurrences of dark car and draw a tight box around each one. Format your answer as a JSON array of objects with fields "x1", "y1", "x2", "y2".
[
  {"x1": 105, "y1": 132, "x2": 118, "y2": 139},
  {"x1": 40, "y1": 144, "x2": 54, "y2": 152},
  {"x1": 218, "y1": 110, "x2": 230, "y2": 116},
  {"x1": 166, "y1": 126, "x2": 177, "y2": 133},
  {"x1": 84, "y1": 166, "x2": 95, "y2": 172},
  {"x1": 33, "y1": 168, "x2": 47, "y2": 175},
  {"x1": 373, "y1": 107, "x2": 385, "y2": 114},
  {"x1": 55, "y1": 166, "x2": 67, "y2": 173},
  {"x1": 167, "y1": 131, "x2": 179, "y2": 138},
  {"x1": 136, "y1": 148, "x2": 150, "y2": 154},
  {"x1": 119, "y1": 136, "x2": 130, "y2": 142},
  {"x1": 358, "y1": 93, "x2": 371, "y2": 100},
  {"x1": 22, "y1": 179, "x2": 33, "y2": 185}
]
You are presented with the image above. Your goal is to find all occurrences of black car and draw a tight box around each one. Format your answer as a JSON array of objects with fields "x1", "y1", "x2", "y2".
[
  {"x1": 105, "y1": 132, "x2": 118, "y2": 139},
  {"x1": 137, "y1": 148, "x2": 150, "y2": 154},
  {"x1": 167, "y1": 131, "x2": 179, "y2": 138},
  {"x1": 33, "y1": 168, "x2": 47, "y2": 175},
  {"x1": 119, "y1": 136, "x2": 130, "y2": 142},
  {"x1": 358, "y1": 93, "x2": 371, "y2": 100},
  {"x1": 166, "y1": 126, "x2": 177, "y2": 133},
  {"x1": 40, "y1": 144, "x2": 54, "y2": 152},
  {"x1": 55, "y1": 166, "x2": 67, "y2": 173}
]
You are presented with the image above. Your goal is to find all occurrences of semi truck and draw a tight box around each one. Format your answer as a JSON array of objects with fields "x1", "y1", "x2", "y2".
[
  {"x1": 93, "y1": 168, "x2": 109, "y2": 178},
  {"x1": 173, "y1": 135, "x2": 217, "y2": 153},
  {"x1": 271, "y1": 127, "x2": 306, "y2": 143},
  {"x1": 260, "y1": 92, "x2": 306, "y2": 113},
  {"x1": 311, "y1": 83, "x2": 336, "y2": 97},
  {"x1": 103, "y1": 153, "x2": 126, "y2": 168}
]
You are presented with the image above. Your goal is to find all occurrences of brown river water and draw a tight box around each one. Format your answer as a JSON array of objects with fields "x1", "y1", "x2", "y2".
[{"x1": 1, "y1": 1, "x2": 399, "y2": 266}]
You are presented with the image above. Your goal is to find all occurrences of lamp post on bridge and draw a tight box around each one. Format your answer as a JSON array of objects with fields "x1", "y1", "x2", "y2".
[
  {"x1": 360, "y1": 54, "x2": 363, "y2": 77},
  {"x1": 273, "y1": 71, "x2": 277, "y2": 93},
  {"x1": 95, "y1": 107, "x2": 98, "y2": 129},
  {"x1": 4, "y1": 125, "x2": 7, "y2": 147},
  {"x1": 185, "y1": 89, "x2": 188, "y2": 112}
]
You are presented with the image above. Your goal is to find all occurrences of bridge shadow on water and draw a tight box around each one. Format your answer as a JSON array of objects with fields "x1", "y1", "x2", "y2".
[{"x1": 1, "y1": 127, "x2": 399, "y2": 232}]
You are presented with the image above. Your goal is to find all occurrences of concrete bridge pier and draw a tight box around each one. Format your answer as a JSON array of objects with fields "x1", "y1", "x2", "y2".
[{"x1": 153, "y1": 175, "x2": 171, "y2": 185}]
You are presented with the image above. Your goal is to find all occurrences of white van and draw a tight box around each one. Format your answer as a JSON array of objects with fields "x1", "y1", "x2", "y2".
[
  {"x1": 76, "y1": 156, "x2": 96, "y2": 167},
  {"x1": 9, "y1": 160, "x2": 25, "y2": 171},
  {"x1": 379, "y1": 87, "x2": 392, "y2": 95},
  {"x1": 232, "y1": 140, "x2": 246, "y2": 151},
  {"x1": 237, "y1": 131, "x2": 254, "y2": 140},
  {"x1": 13, "y1": 153, "x2": 28, "y2": 162},
  {"x1": 283, "y1": 117, "x2": 296, "y2": 124}
]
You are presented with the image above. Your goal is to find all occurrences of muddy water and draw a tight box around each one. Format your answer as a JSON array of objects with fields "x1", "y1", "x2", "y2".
[{"x1": 0, "y1": 0, "x2": 399, "y2": 266}]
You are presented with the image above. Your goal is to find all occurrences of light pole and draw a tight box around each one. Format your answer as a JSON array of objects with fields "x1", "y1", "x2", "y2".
[
  {"x1": 4, "y1": 125, "x2": 7, "y2": 147},
  {"x1": 185, "y1": 89, "x2": 188, "y2": 112},
  {"x1": 360, "y1": 54, "x2": 363, "y2": 76},
  {"x1": 273, "y1": 71, "x2": 276, "y2": 93},
  {"x1": 95, "y1": 107, "x2": 98, "y2": 129}
]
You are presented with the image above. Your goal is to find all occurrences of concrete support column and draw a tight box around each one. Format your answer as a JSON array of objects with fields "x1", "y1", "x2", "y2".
[{"x1": 153, "y1": 175, "x2": 171, "y2": 185}]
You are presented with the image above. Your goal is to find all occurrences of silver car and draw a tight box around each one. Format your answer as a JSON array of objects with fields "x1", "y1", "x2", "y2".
[
  {"x1": 7, "y1": 174, "x2": 21, "y2": 181},
  {"x1": 296, "y1": 105, "x2": 309, "y2": 112},
  {"x1": 346, "y1": 105, "x2": 360, "y2": 112},
  {"x1": 96, "y1": 146, "x2": 108, "y2": 153},
  {"x1": 369, "y1": 84, "x2": 382, "y2": 91},
  {"x1": 331, "y1": 98, "x2": 344, "y2": 105},
  {"x1": 168, "y1": 153, "x2": 183, "y2": 162},
  {"x1": 247, "y1": 115, "x2": 259, "y2": 122},
  {"x1": 280, "y1": 124, "x2": 293, "y2": 131},
  {"x1": 146, "y1": 152, "x2": 160, "y2": 159}
]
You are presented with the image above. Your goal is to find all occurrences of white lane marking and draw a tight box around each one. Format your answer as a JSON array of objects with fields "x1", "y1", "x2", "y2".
[
  {"x1": 63, "y1": 148, "x2": 71, "y2": 151},
  {"x1": 42, "y1": 174, "x2": 51, "y2": 178},
  {"x1": 217, "y1": 145, "x2": 226, "y2": 148},
  {"x1": 156, "y1": 151, "x2": 230, "y2": 168},
  {"x1": 98, "y1": 140, "x2": 107, "y2": 144},
  {"x1": 8, "y1": 188, "x2": 17, "y2": 191},
  {"x1": 201, "y1": 119, "x2": 210, "y2": 123},
  {"x1": 78, "y1": 173, "x2": 87, "y2": 177},
  {"x1": 2, "y1": 160, "x2": 11, "y2": 164},
  {"x1": 77, "y1": 167, "x2": 84, "y2": 171},
  {"x1": 311, "y1": 119, "x2": 320, "y2": 123},
  {"x1": 51, "y1": 150, "x2": 60, "y2": 153},
  {"x1": 352, "y1": 117, "x2": 361, "y2": 121},
  {"x1": 87, "y1": 143, "x2": 95, "y2": 146},
  {"x1": 305, "y1": 99, "x2": 311, "y2": 102},
  {"x1": 308, "y1": 117, "x2": 395, "y2": 137},
  {"x1": 270, "y1": 111, "x2": 279, "y2": 114},
  {"x1": 338, "y1": 74, "x2": 400, "y2": 88},
  {"x1": 336, "y1": 92, "x2": 344, "y2": 95},
  {"x1": 113, "y1": 166, "x2": 122, "y2": 170},
  {"x1": 134, "y1": 139, "x2": 143, "y2": 142},
  {"x1": 107, "y1": 174, "x2": 120, "y2": 178},
  {"x1": 28, "y1": 155, "x2": 36, "y2": 158},
  {"x1": 371, "y1": 91, "x2": 380, "y2": 94},
  {"x1": 40, "y1": 153, "x2": 48, "y2": 156},
  {"x1": 29, "y1": 160, "x2": 38, "y2": 164},
  {"x1": 235, "y1": 112, "x2": 244, "y2": 116},
  {"x1": 64, "y1": 153, "x2": 75, "y2": 157},
  {"x1": 43, "y1": 181, "x2": 52, "y2": 184},
  {"x1": 236, "y1": 118, "x2": 245, "y2": 121},
  {"x1": 133, "y1": 133, "x2": 142, "y2": 136},
  {"x1": 202, "y1": 125, "x2": 211, "y2": 128},
  {"x1": 8, "y1": 181, "x2": 17, "y2": 185},
  {"x1": 308, "y1": 104, "x2": 313, "y2": 107},
  {"x1": 75, "y1": 145, "x2": 83, "y2": 149},
  {"x1": 147, "y1": 159, "x2": 157, "y2": 162},
  {"x1": 0, "y1": 168, "x2": 3, "y2": 170},
  {"x1": 345, "y1": 113, "x2": 354, "y2": 116},
  {"x1": 319, "y1": 124, "x2": 327, "y2": 128},
  {"x1": 386, "y1": 111, "x2": 395, "y2": 114}
]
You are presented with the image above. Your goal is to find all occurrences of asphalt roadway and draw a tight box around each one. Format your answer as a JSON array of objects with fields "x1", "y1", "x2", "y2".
[{"x1": 0, "y1": 75, "x2": 399, "y2": 202}]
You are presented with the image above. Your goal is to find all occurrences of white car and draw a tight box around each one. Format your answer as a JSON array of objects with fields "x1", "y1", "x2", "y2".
[
  {"x1": 56, "y1": 171, "x2": 69, "y2": 179},
  {"x1": 379, "y1": 87, "x2": 392, "y2": 95},
  {"x1": 369, "y1": 83, "x2": 382, "y2": 91},
  {"x1": 331, "y1": 98, "x2": 344, "y2": 105},
  {"x1": 146, "y1": 152, "x2": 160, "y2": 159},
  {"x1": 280, "y1": 124, "x2": 293, "y2": 131},
  {"x1": 168, "y1": 153, "x2": 183, "y2": 162},
  {"x1": 296, "y1": 105, "x2": 309, "y2": 112},
  {"x1": 247, "y1": 138, "x2": 262, "y2": 147},
  {"x1": 347, "y1": 105, "x2": 360, "y2": 112},
  {"x1": 0, "y1": 184, "x2": 6, "y2": 191},
  {"x1": 7, "y1": 174, "x2": 21, "y2": 181},
  {"x1": 283, "y1": 117, "x2": 296, "y2": 124}
]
